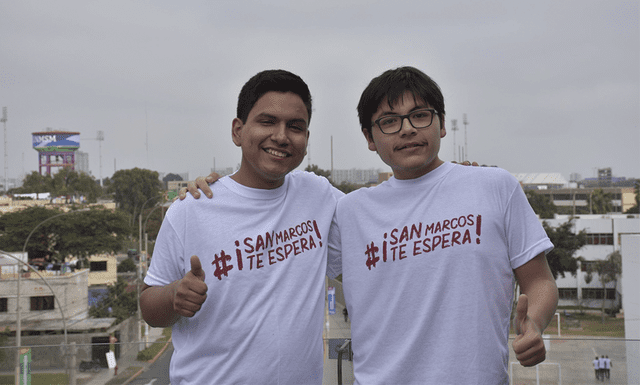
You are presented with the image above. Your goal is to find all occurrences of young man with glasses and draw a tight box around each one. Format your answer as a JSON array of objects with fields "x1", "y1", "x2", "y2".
[{"x1": 186, "y1": 66, "x2": 558, "y2": 384}]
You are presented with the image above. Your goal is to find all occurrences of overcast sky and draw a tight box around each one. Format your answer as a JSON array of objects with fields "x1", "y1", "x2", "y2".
[{"x1": 1, "y1": 0, "x2": 638, "y2": 184}]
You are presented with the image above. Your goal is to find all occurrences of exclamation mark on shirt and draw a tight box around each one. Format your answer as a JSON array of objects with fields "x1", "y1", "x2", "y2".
[
  {"x1": 476, "y1": 215, "x2": 482, "y2": 244},
  {"x1": 312, "y1": 220, "x2": 323, "y2": 247}
]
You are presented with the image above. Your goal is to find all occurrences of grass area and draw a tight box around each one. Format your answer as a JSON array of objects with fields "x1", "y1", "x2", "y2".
[
  {"x1": 136, "y1": 327, "x2": 172, "y2": 361},
  {"x1": 104, "y1": 366, "x2": 143, "y2": 385},
  {"x1": 510, "y1": 312, "x2": 625, "y2": 338},
  {"x1": 0, "y1": 373, "x2": 68, "y2": 385}
]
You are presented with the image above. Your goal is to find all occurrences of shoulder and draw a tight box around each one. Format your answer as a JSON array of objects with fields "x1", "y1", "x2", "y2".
[{"x1": 288, "y1": 170, "x2": 344, "y2": 198}]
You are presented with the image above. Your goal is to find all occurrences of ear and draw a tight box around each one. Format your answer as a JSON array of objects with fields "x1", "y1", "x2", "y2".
[
  {"x1": 231, "y1": 118, "x2": 243, "y2": 147},
  {"x1": 362, "y1": 128, "x2": 377, "y2": 152},
  {"x1": 304, "y1": 130, "x2": 310, "y2": 156},
  {"x1": 439, "y1": 117, "x2": 446, "y2": 138}
]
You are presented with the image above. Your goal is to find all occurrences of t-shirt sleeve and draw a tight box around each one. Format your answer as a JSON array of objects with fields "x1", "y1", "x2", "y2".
[
  {"x1": 326, "y1": 208, "x2": 342, "y2": 279},
  {"x1": 504, "y1": 176, "x2": 554, "y2": 269},
  {"x1": 144, "y1": 205, "x2": 187, "y2": 286}
]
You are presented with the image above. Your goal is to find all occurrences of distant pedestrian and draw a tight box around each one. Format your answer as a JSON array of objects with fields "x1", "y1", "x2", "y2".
[
  {"x1": 604, "y1": 355, "x2": 611, "y2": 380},
  {"x1": 343, "y1": 307, "x2": 349, "y2": 323},
  {"x1": 600, "y1": 355, "x2": 606, "y2": 381},
  {"x1": 593, "y1": 357, "x2": 600, "y2": 381}
]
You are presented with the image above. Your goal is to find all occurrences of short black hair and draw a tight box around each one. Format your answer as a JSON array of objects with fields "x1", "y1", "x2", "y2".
[
  {"x1": 237, "y1": 69, "x2": 312, "y2": 124},
  {"x1": 357, "y1": 66, "x2": 445, "y2": 135}
]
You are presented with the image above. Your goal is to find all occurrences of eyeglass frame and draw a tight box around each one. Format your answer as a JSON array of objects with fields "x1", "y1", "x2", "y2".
[{"x1": 372, "y1": 108, "x2": 439, "y2": 135}]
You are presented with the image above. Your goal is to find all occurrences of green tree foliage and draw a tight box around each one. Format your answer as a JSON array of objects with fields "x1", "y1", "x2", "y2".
[
  {"x1": 305, "y1": 164, "x2": 332, "y2": 179},
  {"x1": 589, "y1": 188, "x2": 613, "y2": 214},
  {"x1": 11, "y1": 169, "x2": 102, "y2": 202},
  {"x1": 0, "y1": 327, "x2": 9, "y2": 363},
  {"x1": 0, "y1": 206, "x2": 131, "y2": 262},
  {"x1": 15, "y1": 171, "x2": 52, "y2": 193},
  {"x1": 108, "y1": 168, "x2": 163, "y2": 223},
  {"x1": 584, "y1": 250, "x2": 622, "y2": 323},
  {"x1": 542, "y1": 219, "x2": 587, "y2": 279},
  {"x1": 525, "y1": 190, "x2": 557, "y2": 219},
  {"x1": 334, "y1": 181, "x2": 359, "y2": 194},
  {"x1": 89, "y1": 276, "x2": 137, "y2": 323},
  {"x1": 117, "y1": 258, "x2": 137, "y2": 273}
]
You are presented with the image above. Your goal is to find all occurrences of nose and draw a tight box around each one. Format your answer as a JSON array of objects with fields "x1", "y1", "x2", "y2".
[
  {"x1": 399, "y1": 116, "x2": 416, "y2": 136},
  {"x1": 271, "y1": 123, "x2": 289, "y2": 145}
]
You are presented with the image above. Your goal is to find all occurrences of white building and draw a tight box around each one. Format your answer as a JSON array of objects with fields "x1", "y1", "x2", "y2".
[
  {"x1": 543, "y1": 214, "x2": 640, "y2": 309},
  {"x1": 331, "y1": 168, "x2": 381, "y2": 185}
]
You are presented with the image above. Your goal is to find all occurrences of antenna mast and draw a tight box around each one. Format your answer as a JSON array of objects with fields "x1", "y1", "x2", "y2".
[{"x1": 463, "y1": 114, "x2": 469, "y2": 162}]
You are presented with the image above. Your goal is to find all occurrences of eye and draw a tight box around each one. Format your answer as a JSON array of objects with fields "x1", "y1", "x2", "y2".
[{"x1": 379, "y1": 116, "x2": 399, "y2": 126}]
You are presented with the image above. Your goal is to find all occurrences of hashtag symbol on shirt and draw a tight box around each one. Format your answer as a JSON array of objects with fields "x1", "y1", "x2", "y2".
[
  {"x1": 212, "y1": 250, "x2": 233, "y2": 280},
  {"x1": 365, "y1": 241, "x2": 379, "y2": 270}
]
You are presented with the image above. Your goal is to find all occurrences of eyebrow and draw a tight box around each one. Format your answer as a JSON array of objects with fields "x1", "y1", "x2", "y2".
[
  {"x1": 255, "y1": 113, "x2": 308, "y2": 126},
  {"x1": 376, "y1": 105, "x2": 430, "y2": 118}
]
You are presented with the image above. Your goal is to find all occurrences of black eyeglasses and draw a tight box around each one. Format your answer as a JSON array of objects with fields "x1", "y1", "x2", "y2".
[{"x1": 373, "y1": 108, "x2": 438, "y2": 134}]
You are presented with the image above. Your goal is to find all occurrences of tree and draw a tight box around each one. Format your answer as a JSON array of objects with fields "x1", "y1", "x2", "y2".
[
  {"x1": 117, "y1": 258, "x2": 137, "y2": 273},
  {"x1": 11, "y1": 169, "x2": 102, "y2": 202},
  {"x1": 334, "y1": 181, "x2": 359, "y2": 194},
  {"x1": 89, "y1": 276, "x2": 137, "y2": 323},
  {"x1": 0, "y1": 206, "x2": 131, "y2": 263},
  {"x1": 14, "y1": 171, "x2": 52, "y2": 193},
  {"x1": 305, "y1": 164, "x2": 331, "y2": 179},
  {"x1": 108, "y1": 168, "x2": 163, "y2": 223},
  {"x1": 589, "y1": 189, "x2": 613, "y2": 214},
  {"x1": 0, "y1": 327, "x2": 9, "y2": 363},
  {"x1": 542, "y1": 219, "x2": 587, "y2": 279},
  {"x1": 525, "y1": 190, "x2": 557, "y2": 219},
  {"x1": 584, "y1": 250, "x2": 622, "y2": 323}
]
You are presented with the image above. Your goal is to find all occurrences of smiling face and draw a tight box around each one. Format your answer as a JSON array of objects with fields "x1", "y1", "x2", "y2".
[
  {"x1": 231, "y1": 91, "x2": 310, "y2": 189},
  {"x1": 364, "y1": 90, "x2": 446, "y2": 180}
]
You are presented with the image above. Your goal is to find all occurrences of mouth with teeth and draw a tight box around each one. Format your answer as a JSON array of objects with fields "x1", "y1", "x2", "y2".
[{"x1": 264, "y1": 148, "x2": 290, "y2": 158}]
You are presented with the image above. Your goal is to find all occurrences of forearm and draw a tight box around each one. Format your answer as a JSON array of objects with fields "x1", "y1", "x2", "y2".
[
  {"x1": 140, "y1": 283, "x2": 181, "y2": 328},
  {"x1": 521, "y1": 278, "x2": 558, "y2": 331}
]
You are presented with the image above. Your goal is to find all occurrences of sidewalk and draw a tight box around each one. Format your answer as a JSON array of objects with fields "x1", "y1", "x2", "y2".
[
  {"x1": 323, "y1": 303, "x2": 354, "y2": 385},
  {"x1": 81, "y1": 325, "x2": 167, "y2": 385}
]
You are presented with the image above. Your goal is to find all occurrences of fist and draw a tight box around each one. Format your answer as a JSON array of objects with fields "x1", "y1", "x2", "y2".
[{"x1": 173, "y1": 255, "x2": 208, "y2": 318}]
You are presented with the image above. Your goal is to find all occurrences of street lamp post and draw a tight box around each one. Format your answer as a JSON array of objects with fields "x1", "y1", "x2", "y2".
[
  {"x1": 16, "y1": 208, "x2": 89, "y2": 385},
  {"x1": 136, "y1": 196, "x2": 163, "y2": 351}
]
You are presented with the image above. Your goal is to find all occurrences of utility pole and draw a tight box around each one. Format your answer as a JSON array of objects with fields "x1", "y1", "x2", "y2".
[
  {"x1": 1, "y1": 107, "x2": 7, "y2": 193},
  {"x1": 451, "y1": 119, "x2": 458, "y2": 162}
]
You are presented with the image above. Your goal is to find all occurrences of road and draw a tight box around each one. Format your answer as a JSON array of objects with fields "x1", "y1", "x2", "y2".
[{"x1": 128, "y1": 346, "x2": 173, "y2": 385}]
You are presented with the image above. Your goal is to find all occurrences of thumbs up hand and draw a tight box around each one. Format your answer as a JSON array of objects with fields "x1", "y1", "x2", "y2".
[
  {"x1": 173, "y1": 255, "x2": 208, "y2": 318},
  {"x1": 512, "y1": 294, "x2": 546, "y2": 367}
]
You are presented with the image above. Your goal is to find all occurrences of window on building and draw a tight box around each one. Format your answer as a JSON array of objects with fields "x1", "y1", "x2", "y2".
[
  {"x1": 586, "y1": 233, "x2": 614, "y2": 245},
  {"x1": 0, "y1": 298, "x2": 7, "y2": 312},
  {"x1": 90, "y1": 261, "x2": 108, "y2": 272},
  {"x1": 31, "y1": 296, "x2": 54, "y2": 311},
  {"x1": 582, "y1": 288, "x2": 616, "y2": 300},
  {"x1": 558, "y1": 288, "x2": 577, "y2": 300}
]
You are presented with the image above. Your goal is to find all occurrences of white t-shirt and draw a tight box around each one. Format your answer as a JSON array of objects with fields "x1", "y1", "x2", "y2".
[
  {"x1": 593, "y1": 359, "x2": 600, "y2": 369},
  {"x1": 333, "y1": 162, "x2": 553, "y2": 385},
  {"x1": 145, "y1": 171, "x2": 343, "y2": 384}
]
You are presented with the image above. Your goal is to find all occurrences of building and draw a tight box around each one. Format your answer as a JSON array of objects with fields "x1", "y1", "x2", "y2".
[
  {"x1": 511, "y1": 172, "x2": 568, "y2": 190},
  {"x1": 87, "y1": 254, "x2": 118, "y2": 286},
  {"x1": 331, "y1": 168, "x2": 382, "y2": 185},
  {"x1": 32, "y1": 130, "x2": 80, "y2": 175},
  {"x1": 532, "y1": 187, "x2": 636, "y2": 214},
  {"x1": 544, "y1": 214, "x2": 640, "y2": 309},
  {"x1": 75, "y1": 150, "x2": 90, "y2": 175}
]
